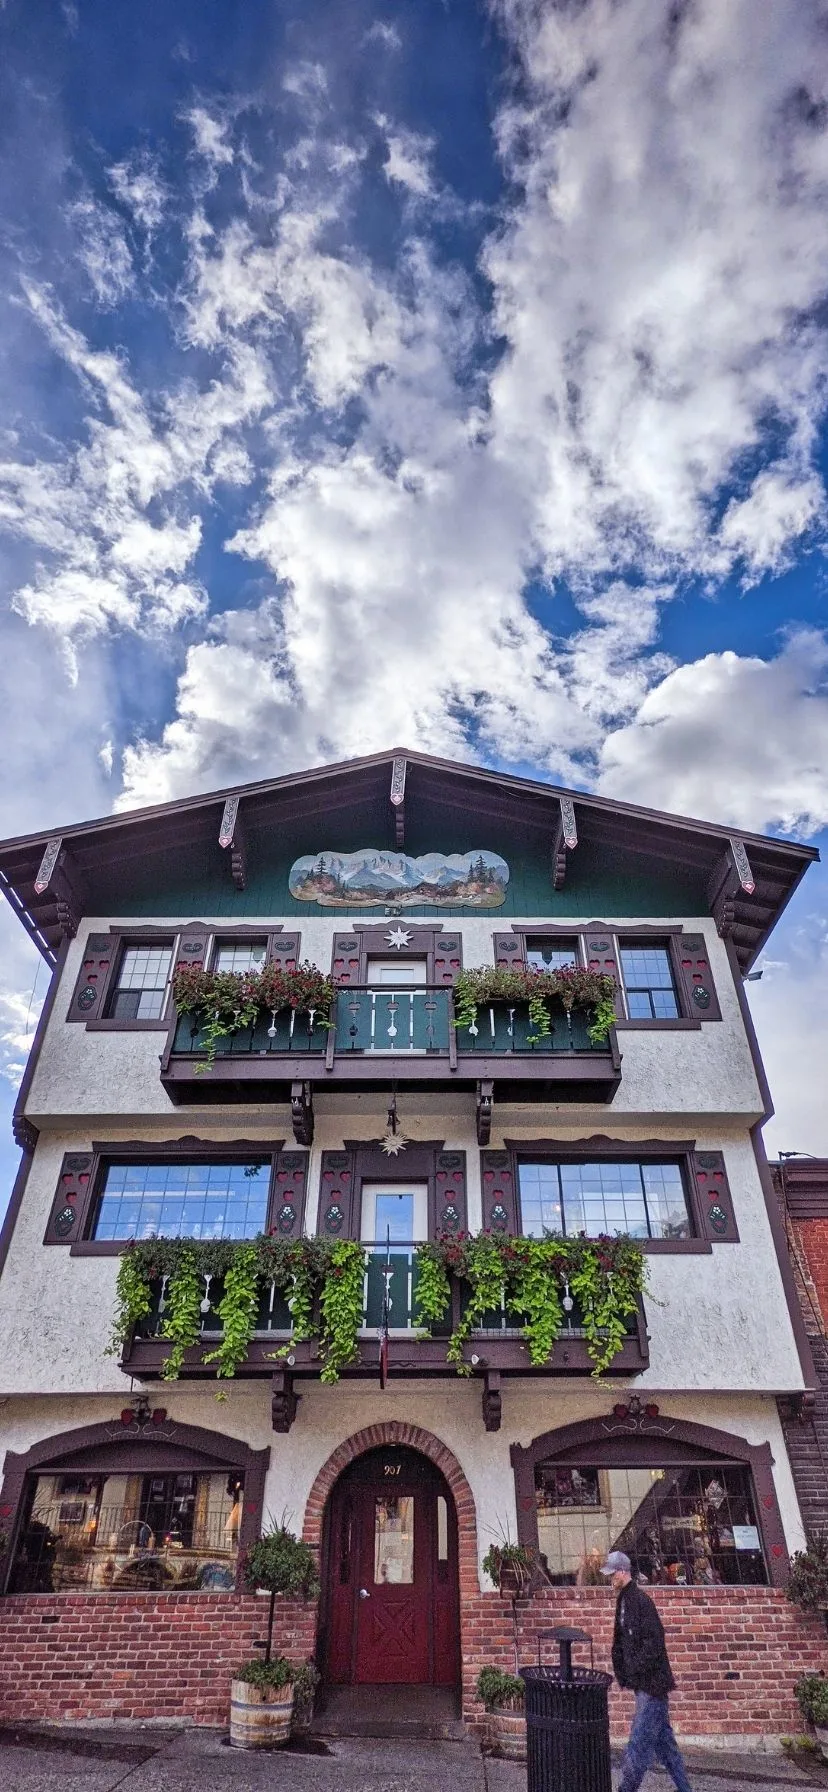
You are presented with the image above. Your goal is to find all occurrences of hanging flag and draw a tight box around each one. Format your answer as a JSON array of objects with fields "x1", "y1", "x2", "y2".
[{"x1": 379, "y1": 1224, "x2": 392, "y2": 1390}]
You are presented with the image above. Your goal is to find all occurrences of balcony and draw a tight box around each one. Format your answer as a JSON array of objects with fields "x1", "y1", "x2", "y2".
[
  {"x1": 122, "y1": 1252, "x2": 648, "y2": 1422},
  {"x1": 160, "y1": 988, "x2": 621, "y2": 1123}
]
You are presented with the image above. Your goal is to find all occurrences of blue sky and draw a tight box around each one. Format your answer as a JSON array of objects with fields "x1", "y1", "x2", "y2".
[{"x1": 1, "y1": 0, "x2": 828, "y2": 1205}]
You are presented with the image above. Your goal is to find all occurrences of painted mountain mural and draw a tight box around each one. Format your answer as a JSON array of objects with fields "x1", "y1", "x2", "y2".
[{"x1": 289, "y1": 849, "x2": 509, "y2": 908}]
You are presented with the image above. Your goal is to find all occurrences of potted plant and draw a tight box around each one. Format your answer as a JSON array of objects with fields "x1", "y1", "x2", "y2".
[
  {"x1": 230, "y1": 1523, "x2": 320, "y2": 1750},
  {"x1": 787, "y1": 1532, "x2": 828, "y2": 1616},
  {"x1": 482, "y1": 1539, "x2": 533, "y2": 1598},
  {"x1": 291, "y1": 1661, "x2": 321, "y2": 1736},
  {"x1": 795, "y1": 1674, "x2": 828, "y2": 1760},
  {"x1": 477, "y1": 1667, "x2": 526, "y2": 1759}
]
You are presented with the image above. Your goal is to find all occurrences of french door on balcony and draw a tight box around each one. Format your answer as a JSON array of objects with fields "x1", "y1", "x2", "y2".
[
  {"x1": 361, "y1": 1185, "x2": 427, "y2": 1333},
  {"x1": 322, "y1": 1446, "x2": 459, "y2": 1687}
]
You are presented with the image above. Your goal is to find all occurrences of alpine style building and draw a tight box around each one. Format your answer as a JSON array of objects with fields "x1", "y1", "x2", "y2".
[{"x1": 0, "y1": 748, "x2": 825, "y2": 1742}]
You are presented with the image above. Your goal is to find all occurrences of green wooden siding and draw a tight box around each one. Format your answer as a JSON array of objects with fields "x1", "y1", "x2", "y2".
[{"x1": 115, "y1": 824, "x2": 707, "y2": 922}]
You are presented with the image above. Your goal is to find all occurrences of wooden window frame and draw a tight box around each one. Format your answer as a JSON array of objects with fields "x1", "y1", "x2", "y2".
[
  {"x1": 77, "y1": 927, "x2": 179, "y2": 1032},
  {"x1": 502, "y1": 1136, "x2": 713, "y2": 1254},
  {"x1": 496, "y1": 923, "x2": 716, "y2": 1030},
  {"x1": 317, "y1": 1141, "x2": 468, "y2": 1243},
  {"x1": 66, "y1": 1138, "x2": 287, "y2": 1257},
  {"x1": 331, "y1": 925, "x2": 462, "y2": 984}
]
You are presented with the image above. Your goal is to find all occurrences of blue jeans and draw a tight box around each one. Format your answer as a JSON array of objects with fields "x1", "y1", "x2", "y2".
[{"x1": 618, "y1": 1692, "x2": 693, "y2": 1792}]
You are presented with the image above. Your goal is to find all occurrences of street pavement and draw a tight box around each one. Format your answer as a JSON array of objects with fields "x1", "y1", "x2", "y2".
[{"x1": 0, "y1": 1726, "x2": 823, "y2": 1792}]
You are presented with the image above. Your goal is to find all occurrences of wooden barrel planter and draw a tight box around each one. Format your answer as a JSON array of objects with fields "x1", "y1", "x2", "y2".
[
  {"x1": 488, "y1": 1708, "x2": 526, "y2": 1759},
  {"x1": 229, "y1": 1678, "x2": 294, "y2": 1749}
]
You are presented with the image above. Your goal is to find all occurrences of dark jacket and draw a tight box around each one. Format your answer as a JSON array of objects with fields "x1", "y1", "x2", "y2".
[{"x1": 612, "y1": 1580, "x2": 676, "y2": 1700}]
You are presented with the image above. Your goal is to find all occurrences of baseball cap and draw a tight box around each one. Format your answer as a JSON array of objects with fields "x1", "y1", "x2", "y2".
[{"x1": 600, "y1": 1551, "x2": 631, "y2": 1576}]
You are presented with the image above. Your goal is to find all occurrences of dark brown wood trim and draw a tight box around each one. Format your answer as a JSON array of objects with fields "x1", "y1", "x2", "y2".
[
  {"x1": 0, "y1": 1419, "x2": 269, "y2": 1595},
  {"x1": 500, "y1": 1137, "x2": 706, "y2": 1248},
  {"x1": 123, "y1": 1329, "x2": 648, "y2": 1381},
  {"x1": 331, "y1": 925, "x2": 461, "y2": 983},
  {"x1": 86, "y1": 1018, "x2": 171, "y2": 1032},
  {"x1": 337, "y1": 1139, "x2": 449, "y2": 1241},
  {"x1": 772, "y1": 1159, "x2": 828, "y2": 1220},
  {"x1": 615, "y1": 1018, "x2": 701, "y2": 1032},
  {"x1": 0, "y1": 939, "x2": 72, "y2": 1278},
  {"x1": 65, "y1": 1138, "x2": 285, "y2": 1251},
  {"x1": 509, "y1": 1411, "x2": 789, "y2": 1587}
]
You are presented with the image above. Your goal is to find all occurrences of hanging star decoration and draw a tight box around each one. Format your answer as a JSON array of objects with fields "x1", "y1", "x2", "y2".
[
  {"x1": 380, "y1": 1094, "x2": 408, "y2": 1156},
  {"x1": 385, "y1": 925, "x2": 412, "y2": 950}
]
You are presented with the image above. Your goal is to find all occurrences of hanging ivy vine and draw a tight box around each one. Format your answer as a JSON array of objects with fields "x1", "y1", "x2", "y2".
[
  {"x1": 452, "y1": 965, "x2": 617, "y2": 1046},
  {"x1": 111, "y1": 1226, "x2": 645, "y2": 1385},
  {"x1": 414, "y1": 1231, "x2": 645, "y2": 1377},
  {"x1": 172, "y1": 962, "x2": 337, "y2": 1071}
]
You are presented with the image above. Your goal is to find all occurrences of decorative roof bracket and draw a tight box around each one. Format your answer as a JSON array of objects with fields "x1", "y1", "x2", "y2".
[
  {"x1": 707, "y1": 838, "x2": 755, "y2": 939},
  {"x1": 219, "y1": 797, "x2": 247, "y2": 891},
  {"x1": 33, "y1": 837, "x2": 86, "y2": 938},
  {"x1": 482, "y1": 1367, "x2": 502, "y2": 1432},
  {"x1": 271, "y1": 1370, "x2": 298, "y2": 1433},
  {"x1": 476, "y1": 1079, "x2": 494, "y2": 1147},
  {"x1": 291, "y1": 1080, "x2": 314, "y2": 1147},
  {"x1": 552, "y1": 797, "x2": 578, "y2": 890},
  {"x1": 390, "y1": 756, "x2": 406, "y2": 848}
]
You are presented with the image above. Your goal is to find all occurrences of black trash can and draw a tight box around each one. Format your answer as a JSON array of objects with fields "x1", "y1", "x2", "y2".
[{"x1": 520, "y1": 1627, "x2": 612, "y2": 1792}]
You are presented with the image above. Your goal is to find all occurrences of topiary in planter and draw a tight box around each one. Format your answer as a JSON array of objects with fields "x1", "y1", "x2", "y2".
[{"x1": 787, "y1": 1532, "x2": 828, "y2": 1614}]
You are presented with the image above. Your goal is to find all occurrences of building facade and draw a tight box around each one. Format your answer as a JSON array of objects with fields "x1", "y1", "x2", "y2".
[{"x1": 0, "y1": 749, "x2": 825, "y2": 1741}]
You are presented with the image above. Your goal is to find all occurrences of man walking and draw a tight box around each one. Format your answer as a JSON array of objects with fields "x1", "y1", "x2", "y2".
[{"x1": 601, "y1": 1550, "x2": 693, "y2": 1792}]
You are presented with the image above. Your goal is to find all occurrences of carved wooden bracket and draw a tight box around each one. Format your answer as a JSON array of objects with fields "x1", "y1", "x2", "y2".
[
  {"x1": 552, "y1": 797, "x2": 578, "y2": 890},
  {"x1": 390, "y1": 756, "x2": 406, "y2": 848},
  {"x1": 271, "y1": 1370, "x2": 298, "y2": 1433},
  {"x1": 219, "y1": 797, "x2": 247, "y2": 891},
  {"x1": 12, "y1": 1112, "x2": 38, "y2": 1154},
  {"x1": 780, "y1": 1390, "x2": 816, "y2": 1424},
  {"x1": 707, "y1": 839, "x2": 755, "y2": 939},
  {"x1": 291, "y1": 1081, "x2": 314, "y2": 1147},
  {"x1": 34, "y1": 838, "x2": 86, "y2": 938},
  {"x1": 482, "y1": 1367, "x2": 502, "y2": 1432},
  {"x1": 476, "y1": 1080, "x2": 493, "y2": 1147}
]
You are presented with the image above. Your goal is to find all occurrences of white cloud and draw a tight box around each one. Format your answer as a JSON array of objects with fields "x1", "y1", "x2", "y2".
[
  {"x1": 717, "y1": 466, "x2": 825, "y2": 578},
  {"x1": 108, "y1": 155, "x2": 167, "y2": 237},
  {"x1": 598, "y1": 630, "x2": 828, "y2": 834},
  {"x1": 749, "y1": 894, "x2": 828, "y2": 1157},
  {"x1": 69, "y1": 196, "x2": 134, "y2": 306},
  {"x1": 376, "y1": 117, "x2": 435, "y2": 198},
  {"x1": 485, "y1": 0, "x2": 828, "y2": 582},
  {"x1": 186, "y1": 105, "x2": 234, "y2": 170},
  {"x1": 364, "y1": 23, "x2": 402, "y2": 52}
]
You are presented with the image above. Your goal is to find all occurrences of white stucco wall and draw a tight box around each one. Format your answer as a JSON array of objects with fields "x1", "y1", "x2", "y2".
[
  {"x1": 23, "y1": 914, "x2": 763, "y2": 1127},
  {"x1": 0, "y1": 1383, "x2": 805, "y2": 1585},
  {"x1": 0, "y1": 1110, "x2": 804, "y2": 1399}
]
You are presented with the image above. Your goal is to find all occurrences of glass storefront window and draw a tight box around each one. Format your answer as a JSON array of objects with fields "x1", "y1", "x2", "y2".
[
  {"x1": 10, "y1": 1470, "x2": 244, "y2": 1593},
  {"x1": 534, "y1": 1460, "x2": 766, "y2": 1587}
]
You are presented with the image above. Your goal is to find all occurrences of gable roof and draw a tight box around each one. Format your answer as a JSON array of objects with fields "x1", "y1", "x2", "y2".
[{"x1": 0, "y1": 745, "x2": 817, "y2": 968}]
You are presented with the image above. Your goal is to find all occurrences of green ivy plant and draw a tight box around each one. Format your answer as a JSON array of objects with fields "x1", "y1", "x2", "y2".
[
  {"x1": 111, "y1": 1226, "x2": 644, "y2": 1385},
  {"x1": 172, "y1": 962, "x2": 336, "y2": 1072},
  {"x1": 452, "y1": 965, "x2": 617, "y2": 1046},
  {"x1": 414, "y1": 1231, "x2": 645, "y2": 1378}
]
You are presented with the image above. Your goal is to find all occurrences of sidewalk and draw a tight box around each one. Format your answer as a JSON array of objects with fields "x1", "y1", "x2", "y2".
[{"x1": 0, "y1": 1725, "x2": 823, "y2": 1792}]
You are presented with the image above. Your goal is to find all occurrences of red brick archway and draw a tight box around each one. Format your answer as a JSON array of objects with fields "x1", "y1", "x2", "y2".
[{"x1": 302, "y1": 1421, "x2": 480, "y2": 1599}]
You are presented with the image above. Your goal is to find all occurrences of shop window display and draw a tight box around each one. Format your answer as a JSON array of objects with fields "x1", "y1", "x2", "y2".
[
  {"x1": 535, "y1": 1460, "x2": 766, "y2": 1587},
  {"x1": 9, "y1": 1470, "x2": 244, "y2": 1593}
]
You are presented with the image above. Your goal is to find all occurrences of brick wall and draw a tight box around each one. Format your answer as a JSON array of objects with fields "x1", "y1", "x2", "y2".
[
  {"x1": 0, "y1": 1585, "x2": 824, "y2": 1740},
  {"x1": 463, "y1": 1585, "x2": 828, "y2": 1741},
  {"x1": 778, "y1": 1209, "x2": 828, "y2": 1537},
  {"x1": 0, "y1": 1593, "x2": 315, "y2": 1725}
]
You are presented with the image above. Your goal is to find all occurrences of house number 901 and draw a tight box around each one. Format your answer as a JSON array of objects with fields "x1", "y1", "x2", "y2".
[{"x1": 383, "y1": 1464, "x2": 401, "y2": 1477}]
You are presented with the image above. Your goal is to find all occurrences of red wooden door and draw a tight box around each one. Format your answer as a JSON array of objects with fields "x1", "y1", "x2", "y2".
[{"x1": 323, "y1": 1446, "x2": 459, "y2": 1688}]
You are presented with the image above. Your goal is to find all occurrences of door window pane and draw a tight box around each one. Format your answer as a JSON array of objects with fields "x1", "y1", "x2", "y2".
[
  {"x1": 620, "y1": 946, "x2": 680, "y2": 1020},
  {"x1": 366, "y1": 959, "x2": 428, "y2": 985},
  {"x1": 108, "y1": 945, "x2": 173, "y2": 1021},
  {"x1": 213, "y1": 940, "x2": 267, "y2": 975},
  {"x1": 525, "y1": 938, "x2": 579, "y2": 971},
  {"x1": 374, "y1": 1495, "x2": 414, "y2": 1584}
]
